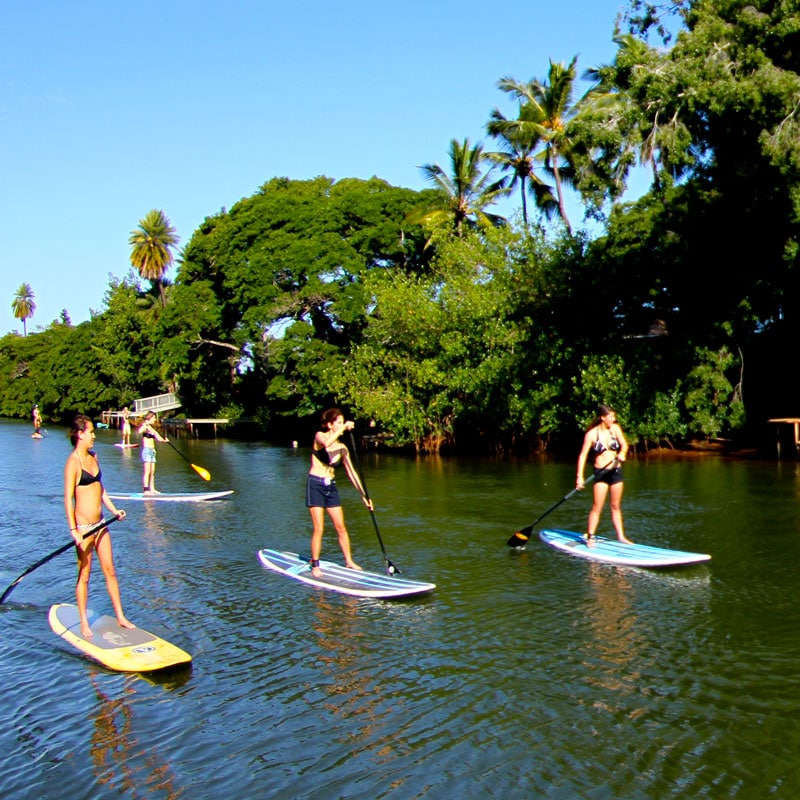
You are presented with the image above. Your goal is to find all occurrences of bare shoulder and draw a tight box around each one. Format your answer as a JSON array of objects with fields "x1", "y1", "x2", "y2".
[{"x1": 63, "y1": 453, "x2": 79, "y2": 477}]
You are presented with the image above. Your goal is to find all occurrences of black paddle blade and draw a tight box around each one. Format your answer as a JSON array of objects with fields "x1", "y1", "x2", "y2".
[{"x1": 507, "y1": 526, "x2": 534, "y2": 548}]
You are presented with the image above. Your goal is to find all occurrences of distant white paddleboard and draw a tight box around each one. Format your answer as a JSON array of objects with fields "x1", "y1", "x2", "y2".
[
  {"x1": 113, "y1": 442, "x2": 139, "y2": 448},
  {"x1": 257, "y1": 549, "x2": 436, "y2": 599},
  {"x1": 107, "y1": 490, "x2": 233, "y2": 502}
]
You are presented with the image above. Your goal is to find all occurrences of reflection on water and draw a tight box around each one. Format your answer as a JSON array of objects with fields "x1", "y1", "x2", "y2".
[
  {"x1": 89, "y1": 672, "x2": 190, "y2": 798},
  {"x1": 582, "y1": 564, "x2": 643, "y2": 700},
  {"x1": 4, "y1": 419, "x2": 800, "y2": 798}
]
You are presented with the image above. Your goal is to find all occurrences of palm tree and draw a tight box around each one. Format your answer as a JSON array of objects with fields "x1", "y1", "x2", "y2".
[
  {"x1": 486, "y1": 103, "x2": 559, "y2": 227},
  {"x1": 129, "y1": 209, "x2": 179, "y2": 307},
  {"x1": 409, "y1": 138, "x2": 509, "y2": 237},
  {"x1": 11, "y1": 283, "x2": 36, "y2": 336},
  {"x1": 496, "y1": 58, "x2": 581, "y2": 233}
]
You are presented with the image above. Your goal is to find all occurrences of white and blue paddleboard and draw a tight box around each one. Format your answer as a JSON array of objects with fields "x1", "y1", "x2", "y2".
[
  {"x1": 539, "y1": 528, "x2": 711, "y2": 568},
  {"x1": 49, "y1": 604, "x2": 192, "y2": 672},
  {"x1": 257, "y1": 549, "x2": 436, "y2": 599},
  {"x1": 107, "y1": 490, "x2": 233, "y2": 502}
]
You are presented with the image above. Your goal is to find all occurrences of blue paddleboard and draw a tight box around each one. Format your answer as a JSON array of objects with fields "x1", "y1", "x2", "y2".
[
  {"x1": 257, "y1": 549, "x2": 436, "y2": 599},
  {"x1": 539, "y1": 528, "x2": 711, "y2": 568}
]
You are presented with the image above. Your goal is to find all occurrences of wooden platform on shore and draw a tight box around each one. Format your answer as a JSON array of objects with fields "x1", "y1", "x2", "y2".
[
  {"x1": 163, "y1": 418, "x2": 230, "y2": 437},
  {"x1": 767, "y1": 418, "x2": 800, "y2": 457}
]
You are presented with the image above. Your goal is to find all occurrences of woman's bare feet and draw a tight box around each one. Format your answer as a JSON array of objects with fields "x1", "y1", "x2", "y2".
[
  {"x1": 311, "y1": 566, "x2": 323, "y2": 578},
  {"x1": 345, "y1": 561, "x2": 362, "y2": 571},
  {"x1": 618, "y1": 535, "x2": 634, "y2": 544},
  {"x1": 117, "y1": 616, "x2": 136, "y2": 630}
]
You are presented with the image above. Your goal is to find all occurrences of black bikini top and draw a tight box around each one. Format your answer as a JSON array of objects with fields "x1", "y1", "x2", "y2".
[
  {"x1": 76, "y1": 453, "x2": 102, "y2": 487},
  {"x1": 312, "y1": 447, "x2": 344, "y2": 468},
  {"x1": 591, "y1": 428, "x2": 621, "y2": 456}
]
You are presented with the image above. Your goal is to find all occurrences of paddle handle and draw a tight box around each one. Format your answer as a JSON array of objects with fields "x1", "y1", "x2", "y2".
[
  {"x1": 347, "y1": 431, "x2": 400, "y2": 575},
  {"x1": 0, "y1": 515, "x2": 121, "y2": 603},
  {"x1": 507, "y1": 460, "x2": 619, "y2": 547}
]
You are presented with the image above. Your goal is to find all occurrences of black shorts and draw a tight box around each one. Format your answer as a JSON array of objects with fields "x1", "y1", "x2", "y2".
[
  {"x1": 594, "y1": 465, "x2": 623, "y2": 485},
  {"x1": 306, "y1": 475, "x2": 341, "y2": 508}
]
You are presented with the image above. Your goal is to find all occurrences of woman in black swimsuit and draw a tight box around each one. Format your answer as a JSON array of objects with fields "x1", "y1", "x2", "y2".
[
  {"x1": 576, "y1": 404, "x2": 632, "y2": 545},
  {"x1": 64, "y1": 414, "x2": 131, "y2": 638},
  {"x1": 307, "y1": 408, "x2": 373, "y2": 578}
]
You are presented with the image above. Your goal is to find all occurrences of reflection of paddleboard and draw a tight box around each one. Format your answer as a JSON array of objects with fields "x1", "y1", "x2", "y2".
[
  {"x1": 539, "y1": 528, "x2": 711, "y2": 568},
  {"x1": 114, "y1": 442, "x2": 139, "y2": 448},
  {"x1": 49, "y1": 603, "x2": 191, "y2": 672},
  {"x1": 257, "y1": 549, "x2": 436, "y2": 599},
  {"x1": 108, "y1": 490, "x2": 233, "y2": 502}
]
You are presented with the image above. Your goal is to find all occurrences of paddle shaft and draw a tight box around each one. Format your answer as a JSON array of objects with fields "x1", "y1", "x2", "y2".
[
  {"x1": 164, "y1": 438, "x2": 211, "y2": 481},
  {"x1": 0, "y1": 515, "x2": 121, "y2": 603},
  {"x1": 348, "y1": 431, "x2": 400, "y2": 575},
  {"x1": 507, "y1": 459, "x2": 619, "y2": 547}
]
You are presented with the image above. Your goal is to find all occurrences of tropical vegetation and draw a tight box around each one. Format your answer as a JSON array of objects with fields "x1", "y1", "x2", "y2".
[{"x1": 2, "y1": 0, "x2": 798, "y2": 455}]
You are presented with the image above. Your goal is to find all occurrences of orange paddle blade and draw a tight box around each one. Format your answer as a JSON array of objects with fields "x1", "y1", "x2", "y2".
[{"x1": 191, "y1": 464, "x2": 211, "y2": 481}]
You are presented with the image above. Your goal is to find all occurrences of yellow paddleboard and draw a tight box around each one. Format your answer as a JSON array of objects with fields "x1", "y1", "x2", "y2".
[{"x1": 49, "y1": 604, "x2": 191, "y2": 672}]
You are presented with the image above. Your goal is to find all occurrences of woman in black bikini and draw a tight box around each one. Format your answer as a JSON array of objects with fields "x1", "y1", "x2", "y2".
[
  {"x1": 307, "y1": 408, "x2": 373, "y2": 577},
  {"x1": 64, "y1": 414, "x2": 131, "y2": 638},
  {"x1": 576, "y1": 404, "x2": 632, "y2": 545}
]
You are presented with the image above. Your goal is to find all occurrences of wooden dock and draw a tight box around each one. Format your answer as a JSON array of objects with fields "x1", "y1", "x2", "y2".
[
  {"x1": 163, "y1": 418, "x2": 230, "y2": 438},
  {"x1": 767, "y1": 418, "x2": 800, "y2": 457}
]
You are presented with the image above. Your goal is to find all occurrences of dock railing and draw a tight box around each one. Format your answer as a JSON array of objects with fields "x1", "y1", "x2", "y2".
[{"x1": 133, "y1": 393, "x2": 182, "y2": 415}]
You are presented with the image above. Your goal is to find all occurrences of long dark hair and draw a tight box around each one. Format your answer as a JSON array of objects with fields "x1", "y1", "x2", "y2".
[
  {"x1": 69, "y1": 414, "x2": 92, "y2": 447},
  {"x1": 587, "y1": 404, "x2": 616, "y2": 432},
  {"x1": 320, "y1": 407, "x2": 344, "y2": 428}
]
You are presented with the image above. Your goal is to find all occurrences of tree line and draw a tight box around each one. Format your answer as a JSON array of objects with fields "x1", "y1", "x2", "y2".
[{"x1": 3, "y1": 0, "x2": 797, "y2": 454}]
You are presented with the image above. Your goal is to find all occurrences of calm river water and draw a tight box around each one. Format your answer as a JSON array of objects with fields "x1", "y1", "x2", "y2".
[{"x1": 1, "y1": 418, "x2": 800, "y2": 799}]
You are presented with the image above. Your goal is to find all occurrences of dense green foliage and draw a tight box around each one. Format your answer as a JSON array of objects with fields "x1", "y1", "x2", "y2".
[{"x1": 3, "y1": 0, "x2": 797, "y2": 452}]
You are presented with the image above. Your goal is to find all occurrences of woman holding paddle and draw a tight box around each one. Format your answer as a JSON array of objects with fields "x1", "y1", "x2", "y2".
[
  {"x1": 576, "y1": 404, "x2": 632, "y2": 545},
  {"x1": 138, "y1": 411, "x2": 168, "y2": 494},
  {"x1": 64, "y1": 414, "x2": 131, "y2": 638},
  {"x1": 307, "y1": 408, "x2": 373, "y2": 577}
]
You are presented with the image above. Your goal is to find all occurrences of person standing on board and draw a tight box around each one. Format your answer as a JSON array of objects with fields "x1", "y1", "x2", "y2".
[
  {"x1": 121, "y1": 406, "x2": 132, "y2": 446},
  {"x1": 307, "y1": 408, "x2": 373, "y2": 577},
  {"x1": 138, "y1": 411, "x2": 168, "y2": 494},
  {"x1": 576, "y1": 404, "x2": 632, "y2": 545},
  {"x1": 32, "y1": 404, "x2": 43, "y2": 437},
  {"x1": 64, "y1": 414, "x2": 131, "y2": 638}
]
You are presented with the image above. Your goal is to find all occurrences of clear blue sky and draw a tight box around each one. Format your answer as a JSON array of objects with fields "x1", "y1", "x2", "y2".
[{"x1": 1, "y1": 0, "x2": 638, "y2": 335}]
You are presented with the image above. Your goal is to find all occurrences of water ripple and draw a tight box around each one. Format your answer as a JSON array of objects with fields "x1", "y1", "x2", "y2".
[{"x1": 4, "y1": 430, "x2": 800, "y2": 798}]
